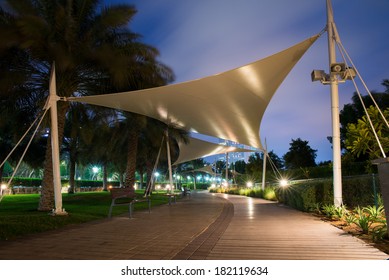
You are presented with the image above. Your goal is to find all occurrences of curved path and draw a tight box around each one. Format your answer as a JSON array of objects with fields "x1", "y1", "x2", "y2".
[{"x1": 0, "y1": 191, "x2": 387, "y2": 260}]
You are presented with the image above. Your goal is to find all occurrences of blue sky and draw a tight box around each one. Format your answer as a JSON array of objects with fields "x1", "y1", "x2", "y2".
[{"x1": 105, "y1": 0, "x2": 389, "y2": 163}]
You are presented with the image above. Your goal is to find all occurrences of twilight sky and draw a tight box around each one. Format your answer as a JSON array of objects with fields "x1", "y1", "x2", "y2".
[{"x1": 105, "y1": 0, "x2": 389, "y2": 163}]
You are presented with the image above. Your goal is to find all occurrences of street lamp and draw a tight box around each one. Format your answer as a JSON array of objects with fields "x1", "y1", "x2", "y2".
[
  {"x1": 1, "y1": 184, "x2": 7, "y2": 196},
  {"x1": 310, "y1": 0, "x2": 356, "y2": 207},
  {"x1": 92, "y1": 166, "x2": 99, "y2": 180},
  {"x1": 154, "y1": 171, "x2": 160, "y2": 183},
  {"x1": 279, "y1": 179, "x2": 289, "y2": 188}
]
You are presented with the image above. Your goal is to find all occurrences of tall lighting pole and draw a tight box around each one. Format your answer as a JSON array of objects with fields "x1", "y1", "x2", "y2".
[
  {"x1": 327, "y1": 0, "x2": 343, "y2": 207},
  {"x1": 312, "y1": 1, "x2": 356, "y2": 206}
]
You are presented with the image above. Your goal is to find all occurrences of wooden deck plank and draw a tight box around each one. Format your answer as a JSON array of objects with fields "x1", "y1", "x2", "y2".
[{"x1": 206, "y1": 194, "x2": 388, "y2": 260}]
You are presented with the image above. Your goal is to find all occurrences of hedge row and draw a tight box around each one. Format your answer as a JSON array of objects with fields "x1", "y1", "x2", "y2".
[
  {"x1": 209, "y1": 186, "x2": 277, "y2": 201},
  {"x1": 182, "y1": 183, "x2": 209, "y2": 190},
  {"x1": 275, "y1": 175, "x2": 380, "y2": 211},
  {"x1": 1, "y1": 177, "x2": 121, "y2": 188},
  {"x1": 2, "y1": 178, "x2": 213, "y2": 191}
]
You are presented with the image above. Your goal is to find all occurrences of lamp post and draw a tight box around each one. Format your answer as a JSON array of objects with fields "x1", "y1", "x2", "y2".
[
  {"x1": 154, "y1": 172, "x2": 160, "y2": 183},
  {"x1": 311, "y1": 0, "x2": 356, "y2": 207},
  {"x1": 1, "y1": 184, "x2": 7, "y2": 196},
  {"x1": 92, "y1": 166, "x2": 99, "y2": 180}
]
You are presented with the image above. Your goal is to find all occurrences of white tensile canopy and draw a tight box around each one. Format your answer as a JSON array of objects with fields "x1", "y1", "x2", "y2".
[
  {"x1": 70, "y1": 35, "x2": 319, "y2": 151},
  {"x1": 181, "y1": 165, "x2": 218, "y2": 177},
  {"x1": 173, "y1": 136, "x2": 257, "y2": 165}
]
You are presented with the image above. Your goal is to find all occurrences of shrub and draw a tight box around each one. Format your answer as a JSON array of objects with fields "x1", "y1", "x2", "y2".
[
  {"x1": 321, "y1": 204, "x2": 337, "y2": 219},
  {"x1": 333, "y1": 205, "x2": 348, "y2": 220},
  {"x1": 275, "y1": 181, "x2": 333, "y2": 212},
  {"x1": 353, "y1": 206, "x2": 374, "y2": 234},
  {"x1": 345, "y1": 213, "x2": 357, "y2": 225},
  {"x1": 275, "y1": 174, "x2": 381, "y2": 211},
  {"x1": 263, "y1": 187, "x2": 276, "y2": 201},
  {"x1": 371, "y1": 224, "x2": 388, "y2": 242},
  {"x1": 363, "y1": 205, "x2": 385, "y2": 221}
]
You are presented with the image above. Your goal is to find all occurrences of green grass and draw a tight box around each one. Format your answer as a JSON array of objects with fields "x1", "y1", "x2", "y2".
[{"x1": 0, "y1": 191, "x2": 172, "y2": 241}]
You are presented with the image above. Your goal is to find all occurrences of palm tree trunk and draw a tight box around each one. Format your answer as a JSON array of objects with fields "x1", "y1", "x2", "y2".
[
  {"x1": 124, "y1": 130, "x2": 139, "y2": 189},
  {"x1": 146, "y1": 159, "x2": 154, "y2": 191},
  {"x1": 38, "y1": 102, "x2": 68, "y2": 211},
  {"x1": 138, "y1": 165, "x2": 144, "y2": 189},
  {"x1": 68, "y1": 157, "x2": 76, "y2": 194},
  {"x1": 102, "y1": 163, "x2": 108, "y2": 191},
  {"x1": 119, "y1": 173, "x2": 124, "y2": 187},
  {"x1": 139, "y1": 170, "x2": 144, "y2": 189}
]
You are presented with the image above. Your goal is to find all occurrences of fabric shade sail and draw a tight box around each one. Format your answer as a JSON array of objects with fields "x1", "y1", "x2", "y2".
[
  {"x1": 70, "y1": 35, "x2": 319, "y2": 150},
  {"x1": 173, "y1": 136, "x2": 257, "y2": 165},
  {"x1": 183, "y1": 165, "x2": 217, "y2": 177}
]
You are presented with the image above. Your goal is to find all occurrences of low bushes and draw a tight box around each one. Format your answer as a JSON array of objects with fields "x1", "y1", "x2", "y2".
[
  {"x1": 1, "y1": 177, "x2": 121, "y2": 189},
  {"x1": 209, "y1": 186, "x2": 277, "y2": 201},
  {"x1": 319, "y1": 203, "x2": 387, "y2": 241},
  {"x1": 275, "y1": 175, "x2": 380, "y2": 211}
]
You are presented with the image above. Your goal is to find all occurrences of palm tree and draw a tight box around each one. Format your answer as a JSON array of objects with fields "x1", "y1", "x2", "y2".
[
  {"x1": 132, "y1": 118, "x2": 189, "y2": 192},
  {"x1": 0, "y1": 47, "x2": 37, "y2": 182},
  {"x1": 0, "y1": 0, "x2": 174, "y2": 211},
  {"x1": 62, "y1": 102, "x2": 98, "y2": 193},
  {"x1": 123, "y1": 113, "x2": 147, "y2": 189}
]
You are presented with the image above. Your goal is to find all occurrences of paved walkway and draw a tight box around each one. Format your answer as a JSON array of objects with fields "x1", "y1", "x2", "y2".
[{"x1": 0, "y1": 191, "x2": 387, "y2": 260}]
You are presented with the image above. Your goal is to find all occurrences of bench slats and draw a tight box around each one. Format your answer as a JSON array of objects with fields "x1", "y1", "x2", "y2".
[{"x1": 108, "y1": 188, "x2": 151, "y2": 218}]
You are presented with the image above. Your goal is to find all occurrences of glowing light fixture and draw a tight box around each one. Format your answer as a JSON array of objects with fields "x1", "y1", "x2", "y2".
[{"x1": 279, "y1": 179, "x2": 289, "y2": 187}]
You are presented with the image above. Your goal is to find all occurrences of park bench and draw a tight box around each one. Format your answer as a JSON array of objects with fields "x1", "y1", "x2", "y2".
[
  {"x1": 164, "y1": 188, "x2": 191, "y2": 205},
  {"x1": 164, "y1": 192, "x2": 179, "y2": 205},
  {"x1": 108, "y1": 187, "x2": 151, "y2": 219},
  {"x1": 181, "y1": 187, "x2": 191, "y2": 198}
]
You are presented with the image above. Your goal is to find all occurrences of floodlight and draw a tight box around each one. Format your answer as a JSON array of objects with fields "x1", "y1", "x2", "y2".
[
  {"x1": 311, "y1": 70, "x2": 328, "y2": 82},
  {"x1": 343, "y1": 67, "x2": 357, "y2": 80},
  {"x1": 279, "y1": 179, "x2": 288, "y2": 187},
  {"x1": 330, "y1": 62, "x2": 346, "y2": 74}
]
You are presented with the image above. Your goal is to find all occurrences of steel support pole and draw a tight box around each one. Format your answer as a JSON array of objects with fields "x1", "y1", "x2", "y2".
[
  {"x1": 225, "y1": 152, "x2": 229, "y2": 185},
  {"x1": 261, "y1": 139, "x2": 267, "y2": 191},
  {"x1": 327, "y1": 0, "x2": 343, "y2": 206},
  {"x1": 49, "y1": 63, "x2": 67, "y2": 215},
  {"x1": 165, "y1": 130, "x2": 174, "y2": 192}
]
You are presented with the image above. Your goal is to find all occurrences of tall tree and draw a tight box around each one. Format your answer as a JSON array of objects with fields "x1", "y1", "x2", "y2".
[
  {"x1": 283, "y1": 138, "x2": 317, "y2": 169},
  {"x1": 345, "y1": 105, "x2": 389, "y2": 160},
  {"x1": 0, "y1": 0, "x2": 174, "y2": 211},
  {"x1": 0, "y1": 46, "x2": 39, "y2": 182},
  {"x1": 231, "y1": 160, "x2": 246, "y2": 174},
  {"x1": 340, "y1": 84, "x2": 389, "y2": 141},
  {"x1": 245, "y1": 152, "x2": 263, "y2": 180}
]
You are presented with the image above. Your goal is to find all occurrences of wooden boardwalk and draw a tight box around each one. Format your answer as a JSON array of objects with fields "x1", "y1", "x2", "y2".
[
  {"x1": 0, "y1": 191, "x2": 387, "y2": 260},
  {"x1": 207, "y1": 194, "x2": 388, "y2": 260}
]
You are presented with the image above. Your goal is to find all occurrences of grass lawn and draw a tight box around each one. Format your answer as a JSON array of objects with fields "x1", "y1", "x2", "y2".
[{"x1": 0, "y1": 191, "x2": 172, "y2": 241}]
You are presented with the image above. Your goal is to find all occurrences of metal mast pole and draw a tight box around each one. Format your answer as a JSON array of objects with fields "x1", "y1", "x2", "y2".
[
  {"x1": 326, "y1": 0, "x2": 343, "y2": 206},
  {"x1": 225, "y1": 152, "x2": 229, "y2": 185},
  {"x1": 49, "y1": 63, "x2": 67, "y2": 215},
  {"x1": 261, "y1": 139, "x2": 267, "y2": 191},
  {"x1": 165, "y1": 129, "x2": 174, "y2": 192}
]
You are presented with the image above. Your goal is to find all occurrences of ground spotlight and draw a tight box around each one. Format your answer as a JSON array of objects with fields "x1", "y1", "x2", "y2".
[{"x1": 279, "y1": 179, "x2": 289, "y2": 188}]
